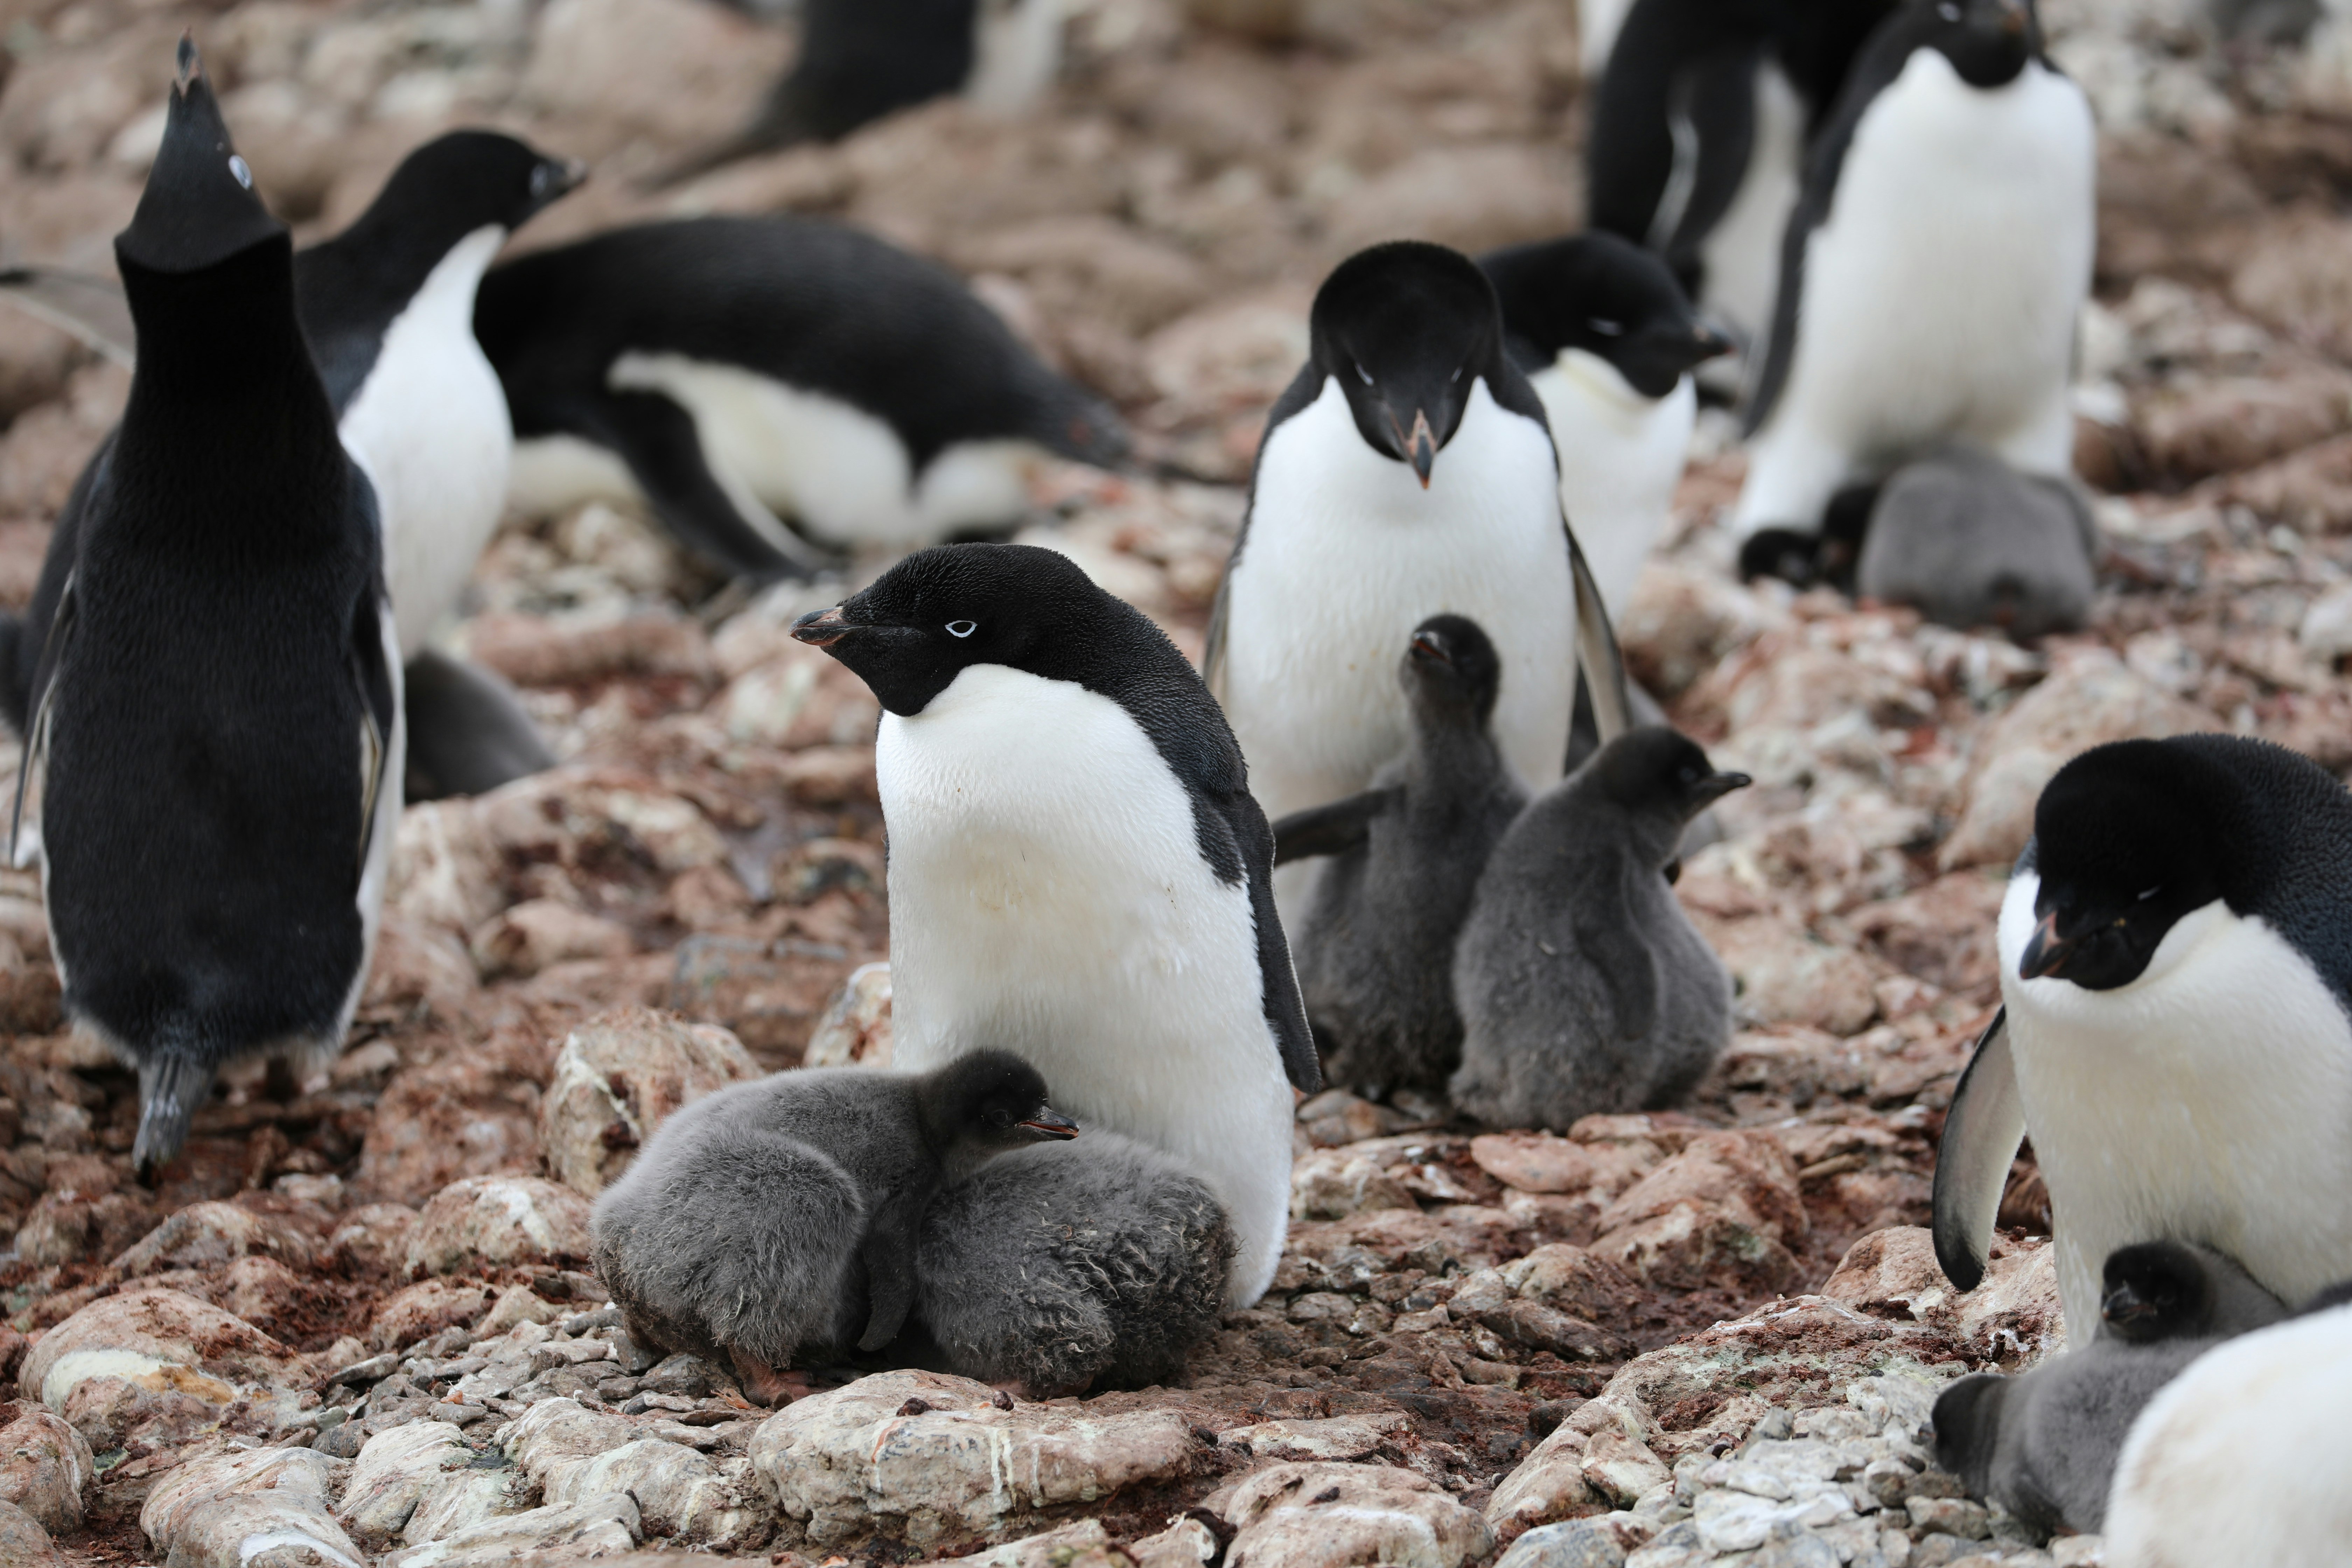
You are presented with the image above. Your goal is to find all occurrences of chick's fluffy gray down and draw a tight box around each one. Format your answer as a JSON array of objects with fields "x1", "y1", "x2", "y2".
[{"x1": 916, "y1": 1131, "x2": 1234, "y2": 1396}]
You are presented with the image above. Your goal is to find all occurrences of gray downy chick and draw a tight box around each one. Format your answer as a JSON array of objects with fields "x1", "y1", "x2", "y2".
[
  {"x1": 914, "y1": 1130, "x2": 1234, "y2": 1398},
  {"x1": 591, "y1": 1049, "x2": 1076, "y2": 1404},
  {"x1": 1855, "y1": 444, "x2": 2096, "y2": 638},
  {"x1": 1273, "y1": 614, "x2": 1528, "y2": 1099},
  {"x1": 1449, "y1": 726, "x2": 1749, "y2": 1132},
  {"x1": 1931, "y1": 1239, "x2": 2292, "y2": 1538}
]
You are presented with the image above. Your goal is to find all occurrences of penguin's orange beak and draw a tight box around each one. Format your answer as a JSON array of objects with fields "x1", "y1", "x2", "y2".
[{"x1": 791, "y1": 606, "x2": 850, "y2": 648}]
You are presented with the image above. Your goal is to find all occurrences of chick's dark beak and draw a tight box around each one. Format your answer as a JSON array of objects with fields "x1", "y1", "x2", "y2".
[
  {"x1": 1408, "y1": 409, "x2": 1436, "y2": 488},
  {"x1": 791, "y1": 606, "x2": 851, "y2": 649},
  {"x1": 1692, "y1": 770, "x2": 1751, "y2": 805},
  {"x1": 2018, "y1": 909, "x2": 2076, "y2": 981},
  {"x1": 1408, "y1": 628, "x2": 1452, "y2": 665},
  {"x1": 1020, "y1": 1108, "x2": 1080, "y2": 1139},
  {"x1": 1694, "y1": 322, "x2": 1735, "y2": 361}
]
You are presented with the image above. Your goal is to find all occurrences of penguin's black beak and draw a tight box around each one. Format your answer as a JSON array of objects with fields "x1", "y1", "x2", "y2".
[
  {"x1": 2101, "y1": 1277, "x2": 2161, "y2": 1333},
  {"x1": 1020, "y1": 1108, "x2": 1080, "y2": 1139},
  {"x1": 1408, "y1": 628, "x2": 1452, "y2": 665},
  {"x1": 2018, "y1": 909, "x2": 2077, "y2": 981},
  {"x1": 791, "y1": 606, "x2": 852, "y2": 649},
  {"x1": 1691, "y1": 770, "x2": 1751, "y2": 805},
  {"x1": 1693, "y1": 322, "x2": 1735, "y2": 361},
  {"x1": 1407, "y1": 410, "x2": 1436, "y2": 487},
  {"x1": 528, "y1": 156, "x2": 589, "y2": 213}
]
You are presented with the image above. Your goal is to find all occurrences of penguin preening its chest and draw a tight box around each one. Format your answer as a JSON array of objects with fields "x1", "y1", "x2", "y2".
[
  {"x1": 6, "y1": 41, "x2": 404, "y2": 1174},
  {"x1": 1733, "y1": 0, "x2": 2094, "y2": 581},
  {"x1": 478, "y1": 216, "x2": 1129, "y2": 581},
  {"x1": 1933, "y1": 735, "x2": 2352, "y2": 1342},
  {"x1": 791, "y1": 542, "x2": 1318, "y2": 1309},
  {"x1": 1206, "y1": 241, "x2": 1632, "y2": 927}
]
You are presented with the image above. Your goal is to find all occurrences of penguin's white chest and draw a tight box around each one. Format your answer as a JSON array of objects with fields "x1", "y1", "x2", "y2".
[
  {"x1": 877, "y1": 664, "x2": 1295, "y2": 1307},
  {"x1": 1997, "y1": 873, "x2": 2352, "y2": 1336},
  {"x1": 967, "y1": 0, "x2": 1063, "y2": 111},
  {"x1": 1532, "y1": 352, "x2": 1693, "y2": 623},
  {"x1": 336, "y1": 225, "x2": 512, "y2": 660},
  {"x1": 1222, "y1": 377, "x2": 1575, "y2": 825}
]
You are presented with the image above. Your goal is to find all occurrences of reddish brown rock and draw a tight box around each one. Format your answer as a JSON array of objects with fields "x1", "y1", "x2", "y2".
[
  {"x1": 540, "y1": 1007, "x2": 759, "y2": 1195},
  {"x1": 471, "y1": 898, "x2": 634, "y2": 980},
  {"x1": 1592, "y1": 1131, "x2": 1808, "y2": 1293},
  {"x1": 369, "y1": 1279, "x2": 497, "y2": 1353},
  {"x1": 0, "y1": 1408, "x2": 93, "y2": 1534},
  {"x1": 112, "y1": 1200, "x2": 323, "y2": 1278},
  {"x1": 404, "y1": 1176, "x2": 594, "y2": 1277},
  {"x1": 802, "y1": 963, "x2": 894, "y2": 1069},
  {"x1": 21, "y1": 1289, "x2": 296, "y2": 1415}
]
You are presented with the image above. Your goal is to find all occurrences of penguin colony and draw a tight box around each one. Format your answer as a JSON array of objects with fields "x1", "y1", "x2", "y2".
[{"x1": 6, "y1": 5, "x2": 2346, "y2": 1545}]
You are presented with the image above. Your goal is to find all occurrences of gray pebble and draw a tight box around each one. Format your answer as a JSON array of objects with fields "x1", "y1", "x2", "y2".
[{"x1": 1494, "y1": 1517, "x2": 1629, "y2": 1568}]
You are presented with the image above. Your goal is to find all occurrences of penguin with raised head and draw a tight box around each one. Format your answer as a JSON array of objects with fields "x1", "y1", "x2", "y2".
[
  {"x1": 791, "y1": 542, "x2": 1319, "y2": 1308},
  {"x1": 1479, "y1": 232, "x2": 1730, "y2": 621},
  {"x1": 1273, "y1": 615, "x2": 1527, "y2": 1100},
  {"x1": 1932, "y1": 735, "x2": 2352, "y2": 1341},
  {"x1": 1206, "y1": 241, "x2": 1632, "y2": 926},
  {"x1": 478, "y1": 216, "x2": 1129, "y2": 581},
  {"x1": 4, "y1": 39, "x2": 405, "y2": 1174},
  {"x1": 591, "y1": 1050, "x2": 1077, "y2": 1404},
  {"x1": 1732, "y1": 0, "x2": 2094, "y2": 583},
  {"x1": 1449, "y1": 727, "x2": 1748, "y2": 1132},
  {"x1": 916, "y1": 1130, "x2": 1234, "y2": 1396}
]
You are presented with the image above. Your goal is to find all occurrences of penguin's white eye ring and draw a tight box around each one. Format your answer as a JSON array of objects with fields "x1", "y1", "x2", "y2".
[
  {"x1": 2137, "y1": 885, "x2": 2161, "y2": 901},
  {"x1": 946, "y1": 620, "x2": 977, "y2": 638},
  {"x1": 1354, "y1": 361, "x2": 1373, "y2": 386},
  {"x1": 228, "y1": 155, "x2": 253, "y2": 189},
  {"x1": 1589, "y1": 317, "x2": 1624, "y2": 337}
]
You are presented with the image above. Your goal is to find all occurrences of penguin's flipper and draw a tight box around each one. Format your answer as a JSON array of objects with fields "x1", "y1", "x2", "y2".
[
  {"x1": 1932, "y1": 1008, "x2": 2025, "y2": 1293},
  {"x1": 854, "y1": 1220, "x2": 918, "y2": 1353},
  {"x1": 10, "y1": 572, "x2": 75, "y2": 866},
  {"x1": 348, "y1": 583, "x2": 399, "y2": 878},
  {"x1": 0, "y1": 267, "x2": 136, "y2": 366},
  {"x1": 1568, "y1": 530, "x2": 1634, "y2": 746},
  {"x1": 403, "y1": 649, "x2": 555, "y2": 800},
  {"x1": 583, "y1": 389, "x2": 839, "y2": 581},
  {"x1": 1269, "y1": 788, "x2": 1400, "y2": 867},
  {"x1": 1202, "y1": 568, "x2": 1231, "y2": 700},
  {"x1": 1576, "y1": 854, "x2": 1661, "y2": 1043}
]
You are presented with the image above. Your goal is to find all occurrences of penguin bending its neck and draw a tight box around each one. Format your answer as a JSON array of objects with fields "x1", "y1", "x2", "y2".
[
  {"x1": 792, "y1": 543, "x2": 1318, "y2": 1308},
  {"x1": 7, "y1": 39, "x2": 405, "y2": 1174},
  {"x1": 1732, "y1": 0, "x2": 2093, "y2": 582},
  {"x1": 1450, "y1": 727, "x2": 1749, "y2": 1132},
  {"x1": 1206, "y1": 241, "x2": 1632, "y2": 927},
  {"x1": 1275, "y1": 615, "x2": 1527, "y2": 1100},
  {"x1": 590, "y1": 1050, "x2": 1076, "y2": 1404},
  {"x1": 1933, "y1": 735, "x2": 2352, "y2": 1341}
]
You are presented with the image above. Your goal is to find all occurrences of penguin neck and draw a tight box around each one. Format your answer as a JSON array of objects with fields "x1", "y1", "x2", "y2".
[{"x1": 1402, "y1": 707, "x2": 1508, "y2": 800}]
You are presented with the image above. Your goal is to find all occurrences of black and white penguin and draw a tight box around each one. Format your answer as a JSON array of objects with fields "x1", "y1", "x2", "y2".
[
  {"x1": 1731, "y1": 0, "x2": 2094, "y2": 581},
  {"x1": 1932, "y1": 735, "x2": 2352, "y2": 1342},
  {"x1": 1479, "y1": 232, "x2": 1730, "y2": 622},
  {"x1": 1, "y1": 40, "x2": 404, "y2": 1174},
  {"x1": 1449, "y1": 727, "x2": 1748, "y2": 1133},
  {"x1": 1206, "y1": 241, "x2": 1632, "y2": 924},
  {"x1": 915, "y1": 1130, "x2": 1234, "y2": 1397},
  {"x1": 477, "y1": 216, "x2": 1129, "y2": 580},
  {"x1": 1273, "y1": 615, "x2": 1527, "y2": 1100},
  {"x1": 790, "y1": 542, "x2": 1319, "y2": 1308},
  {"x1": 671, "y1": 0, "x2": 1066, "y2": 177},
  {"x1": 590, "y1": 1050, "x2": 1077, "y2": 1404}
]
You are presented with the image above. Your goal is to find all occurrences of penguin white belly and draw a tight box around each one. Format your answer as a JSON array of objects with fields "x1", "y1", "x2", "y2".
[
  {"x1": 1736, "y1": 54, "x2": 2094, "y2": 534},
  {"x1": 608, "y1": 354, "x2": 1038, "y2": 549},
  {"x1": 967, "y1": 0, "x2": 1064, "y2": 112},
  {"x1": 505, "y1": 434, "x2": 644, "y2": 519},
  {"x1": 336, "y1": 226, "x2": 513, "y2": 660},
  {"x1": 1223, "y1": 377, "x2": 1575, "y2": 831},
  {"x1": 1698, "y1": 59, "x2": 1804, "y2": 346},
  {"x1": 1578, "y1": 0, "x2": 1635, "y2": 79},
  {"x1": 1534, "y1": 352, "x2": 1694, "y2": 623},
  {"x1": 878, "y1": 664, "x2": 1298, "y2": 1309},
  {"x1": 1997, "y1": 874, "x2": 2352, "y2": 1339}
]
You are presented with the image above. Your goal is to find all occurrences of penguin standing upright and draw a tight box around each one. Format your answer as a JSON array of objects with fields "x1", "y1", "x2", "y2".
[
  {"x1": 1933, "y1": 736, "x2": 2352, "y2": 1341},
  {"x1": 791, "y1": 543, "x2": 1320, "y2": 1308},
  {"x1": 1479, "y1": 233, "x2": 1730, "y2": 621},
  {"x1": 1206, "y1": 241, "x2": 1630, "y2": 922},
  {"x1": 1732, "y1": 0, "x2": 2094, "y2": 581},
  {"x1": 5, "y1": 40, "x2": 404, "y2": 1172}
]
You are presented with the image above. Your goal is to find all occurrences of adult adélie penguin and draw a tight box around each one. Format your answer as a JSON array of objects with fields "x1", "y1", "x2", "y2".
[
  {"x1": 6, "y1": 38, "x2": 404, "y2": 1174},
  {"x1": 1205, "y1": 240, "x2": 1633, "y2": 923},
  {"x1": 790, "y1": 542, "x2": 1318, "y2": 1308},
  {"x1": 1932, "y1": 735, "x2": 2352, "y2": 1342}
]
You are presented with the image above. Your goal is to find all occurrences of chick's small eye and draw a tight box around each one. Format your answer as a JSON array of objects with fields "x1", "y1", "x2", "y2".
[
  {"x1": 986, "y1": 1108, "x2": 1011, "y2": 1129},
  {"x1": 946, "y1": 619, "x2": 977, "y2": 638},
  {"x1": 1588, "y1": 317, "x2": 1623, "y2": 337}
]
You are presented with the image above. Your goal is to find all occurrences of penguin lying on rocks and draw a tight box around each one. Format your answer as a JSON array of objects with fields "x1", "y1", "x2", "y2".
[
  {"x1": 1273, "y1": 615, "x2": 1527, "y2": 1100},
  {"x1": 1449, "y1": 727, "x2": 1749, "y2": 1132},
  {"x1": 915, "y1": 1130, "x2": 1233, "y2": 1396},
  {"x1": 1932, "y1": 1240, "x2": 2295, "y2": 1538},
  {"x1": 591, "y1": 1051, "x2": 1077, "y2": 1404}
]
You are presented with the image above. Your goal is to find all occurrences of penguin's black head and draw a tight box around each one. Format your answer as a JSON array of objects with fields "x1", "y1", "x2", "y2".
[
  {"x1": 2100, "y1": 1241, "x2": 2217, "y2": 1344},
  {"x1": 352, "y1": 131, "x2": 586, "y2": 250},
  {"x1": 918, "y1": 1049, "x2": 1080, "y2": 1161},
  {"x1": 1479, "y1": 233, "x2": 1732, "y2": 400},
  {"x1": 1399, "y1": 614, "x2": 1504, "y2": 729},
  {"x1": 115, "y1": 36, "x2": 284, "y2": 278},
  {"x1": 1588, "y1": 727, "x2": 1751, "y2": 824},
  {"x1": 2019, "y1": 738, "x2": 2238, "y2": 992},
  {"x1": 791, "y1": 542, "x2": 1128, "y2": 716},
  {"x1": 1914, "y1": 0, "x2": 2039, "y2": 88},
  {"x1": 1930, "y1": 1372, "x2": 2010, "y2": 1495},
  {"x1": 1310, "y1": 241, "x2": 1510, "y2": 488}
]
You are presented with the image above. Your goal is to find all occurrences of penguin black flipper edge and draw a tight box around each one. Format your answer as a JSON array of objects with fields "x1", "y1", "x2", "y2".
[
  {"x1": 1570, "y1": 532, "x2": 1634, "y2": 745},
  {"x1": 7, "y1": 573, "x2": 72, "y2": 866},
  {"x1": 582, "y1": 390, "x2": 839, "y2": 580},
  {"x1": 1239, "y1": 786, "x2": 1321, "y2": 1093},
  {"x1": 1932, "y1": 1006, "x2": 2024, "y2": 1293},
  {"x1": 349, "y1": 575, "x2": 399, "y2": 873},
  {"x1": 1270, "y1": 788, "x2": 1400, "y2": 867}
]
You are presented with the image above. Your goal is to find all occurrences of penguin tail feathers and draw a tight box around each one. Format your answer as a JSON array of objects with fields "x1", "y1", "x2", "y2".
[{"x1": 134, "y1": 1055, "x2": 216, "y2": 1177}]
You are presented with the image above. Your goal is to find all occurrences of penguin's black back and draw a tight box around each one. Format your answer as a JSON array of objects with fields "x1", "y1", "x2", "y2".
[
  {"x1": 473, "y1": 216, "x2": 1125, "y2": 471},
  {"x1": 761, "y1": 0, "x2": 979, "y2": 145}
]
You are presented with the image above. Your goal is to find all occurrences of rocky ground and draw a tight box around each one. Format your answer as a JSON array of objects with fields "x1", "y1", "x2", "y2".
[{"x1": 0, "y1": 0, "x2": 2350, "y2": 1562}]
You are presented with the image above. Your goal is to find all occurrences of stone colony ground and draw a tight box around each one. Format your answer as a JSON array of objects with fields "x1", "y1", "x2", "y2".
[{"x1": 0, "y1": 0, "x2": 2347, "y2": 1562}]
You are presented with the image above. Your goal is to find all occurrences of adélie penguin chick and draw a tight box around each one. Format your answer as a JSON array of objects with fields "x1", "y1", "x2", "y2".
[
  {"x1": 1449, "y1": 727, "x2": 1749, "y2": 1132},
  {"x1": 791, "y1": 543, "x2": 1319, "y2": 1309},
  {"x1": 1931, "y1": 735, "x2": 2352, "y2": 1339},
  {"x1": 915, "y1": 1130, "x2": 1234, "y2": 1397},
  {"x1": 5, "y1": 39, "x2": 404, "y2": 1174},
  {"x1": 590, "y1": 1050, "x2": 1077, "y2": 1404},
  {"x1": 1274, "y1": 615, "x2": 1528, "y2": 1099},
  {"x1": 1206, "y1": 240, "x2": 1633, "y2": 924}
]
